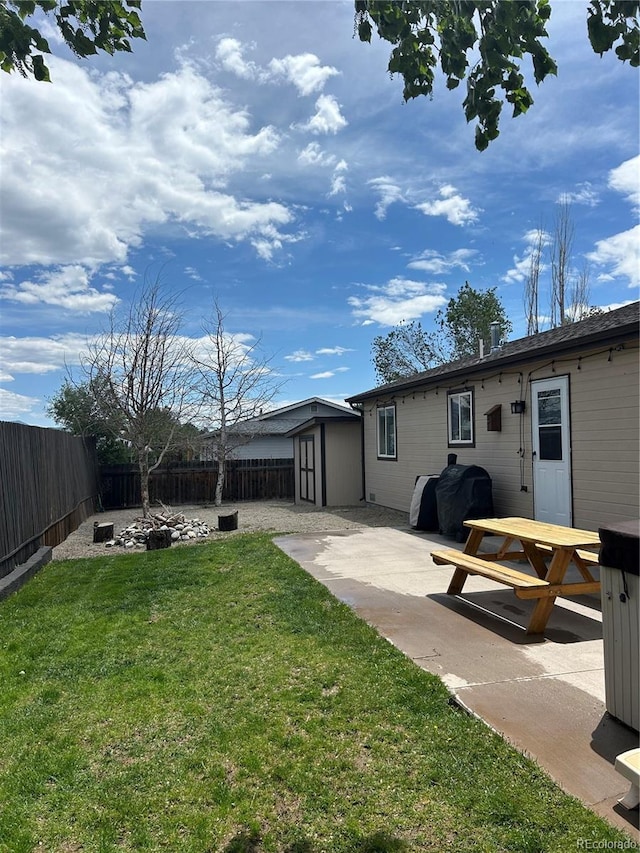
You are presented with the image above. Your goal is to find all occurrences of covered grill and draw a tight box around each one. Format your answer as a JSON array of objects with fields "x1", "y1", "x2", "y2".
[{"x1": 435, "y1": 459, "x2": 493, "y2": 542}]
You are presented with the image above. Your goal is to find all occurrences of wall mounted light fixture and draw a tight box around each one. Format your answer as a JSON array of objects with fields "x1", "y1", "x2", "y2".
[{"x1": 510, "y1": 400, "x2": 526, "y2": 414}]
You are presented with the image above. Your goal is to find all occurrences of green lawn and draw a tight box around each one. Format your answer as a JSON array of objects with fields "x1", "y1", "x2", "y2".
[{"x1": 0, "y1": 534, "x2": 627, "y2": 852}]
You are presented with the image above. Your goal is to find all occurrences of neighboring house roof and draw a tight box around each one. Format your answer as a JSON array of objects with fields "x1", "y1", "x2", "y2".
[
  {"x1": 225, "y1": 418, "x2": 311, "y2": 437},
  {"x1": 254, "y1": 397, "x2": 354, "y2": 420},
  {"x1": 347, "y1": 301, "x2": 640, "y2": 403},
  {"x1": 202, "y1": 397, "x2": 355, "y2": 440},
  {"x1": 285, "y1": 414, "x2": 361, "y2": 437}
]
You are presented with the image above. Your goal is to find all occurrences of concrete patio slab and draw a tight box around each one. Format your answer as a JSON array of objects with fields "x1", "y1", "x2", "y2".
[{"x1": 274, "y1": 525, "x2": 639, "y2": 837}]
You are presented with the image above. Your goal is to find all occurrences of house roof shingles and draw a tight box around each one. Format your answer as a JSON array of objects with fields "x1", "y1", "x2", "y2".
[{"x1": 347, "y1": 301, "x2": 640, "y2": 403}]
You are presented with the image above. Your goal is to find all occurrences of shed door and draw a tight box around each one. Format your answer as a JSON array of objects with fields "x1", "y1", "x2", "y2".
[
  {"x1": 299, "y1": 435, "x2": 315, "y2": 503},
  {"x1": 531, "y1": 376, "x2": 572, "y2": 526}
]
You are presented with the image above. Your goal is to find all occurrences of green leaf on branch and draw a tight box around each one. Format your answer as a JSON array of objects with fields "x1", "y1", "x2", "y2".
[
  {"x1": 358, "y1": 18, "x2": 372, "y2": 42},
  {"x1": 355, "y1": 0, "x2": 638, "y2": 150},
  {"x1": 31, "y1": 51, "x2": 49, "y2": 80},
  {"x1": 1, "y1": 0, "x2": 146, "y2": 80}
]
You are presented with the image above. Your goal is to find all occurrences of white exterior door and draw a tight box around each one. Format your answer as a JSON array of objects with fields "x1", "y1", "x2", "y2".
[{"x1": 531, "y1": 376, "x2": 572, "y2": 526}]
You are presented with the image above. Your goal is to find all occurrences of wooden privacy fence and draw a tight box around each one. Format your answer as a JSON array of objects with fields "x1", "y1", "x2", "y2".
[
  {"x1": 0, "y1": 422, "x2": 99, "y2": 579},
  {"x1": 99, "y1": 459, "x2": 295, "y2": 509}
]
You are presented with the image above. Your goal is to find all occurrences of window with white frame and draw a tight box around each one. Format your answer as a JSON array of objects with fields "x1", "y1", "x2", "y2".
[
  {"x1": 377, "y1": 404, "x2": 396, "y2": 459},
  {"x1": 448, "y1": 389, "x2": 474, "y2": 445}
]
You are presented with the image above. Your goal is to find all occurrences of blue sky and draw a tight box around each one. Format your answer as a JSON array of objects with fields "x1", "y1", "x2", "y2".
[{"x1": 1, "y1": 1, "x2": 638, "y2": 427}]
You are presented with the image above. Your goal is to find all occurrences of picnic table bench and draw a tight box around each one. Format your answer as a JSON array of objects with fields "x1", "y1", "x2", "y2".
[{"x1": 432, "y1": 516, "x2": 601, "y2": 635}]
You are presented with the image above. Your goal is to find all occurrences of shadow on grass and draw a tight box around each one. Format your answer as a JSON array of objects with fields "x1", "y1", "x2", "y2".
[{"x1": 222, "y1": 829, "x2": 407, "y2": 852}]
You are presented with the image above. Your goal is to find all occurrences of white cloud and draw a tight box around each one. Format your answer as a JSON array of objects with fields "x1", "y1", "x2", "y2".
[
  {"x1": 503, "y1": 255, "x2": 535, "y2": 286},
  {"x1": 215, "y1": 42, "x2": 340, "y2": 98},
  {"x1": 408, "y1": 248, "x2": 478, "y2": 275},
  {"x1": 558, "y1": 182, "x2": 599, "y2": 207},
  {"x1": 329, "y1": 174, "x2": 346, "y2": 196},
  {"x1": 348, "y1": 278, "x2": 447, "y2": 326},
  {"x1": 0, "y1": 332, "x2": 90, "y2": 380},
  {"x1": 250, "y1": 222, "x2": 306, "y2": 262},
  {"x1": 415, "y1": 185, "x2": 480, "y2": 226},
  {"x1": 310, "y1": 370, "x2": 336, "y2": 379},
  {"x1": 297, "y1": 142, "x2": 336, "y2": 167},
  {"x1": 184, "y1": 266, "x2": 203, "y2": 281},
  {"x1": 368, "y1": 177, "x2": 404, "y2": 221},
  {"x1": 0, "y1": 58, "x2": 298, "y2": 268},
  {"x1": 188, "y1": 332, "x2": 256, "y2": 370},
  {"x1": 316, "y1": 346, "x2": 353, "y2": 356},
  {"x1": 300, "y1": 94, "x2": 347, "y2": 135},
  {"x1": 328, "y1": 160, "x2": 348, "y2": 197},
  {"x1": 502, "y1": 228, "x2": 550, "y2": 285},
  {"x1": 0, "y1": 388, "x2": 41, "y2": 419},
  {"x1": 608, "y1": 155, "x2": 640, "y2": 210},
  {"x1": 216, "y1": 37, "x2": 259, "y2": 80},
  {"x1": 284, "y1": 350, "x2": 315, "y2": 362},
  {"x1": 0, "y1": 266, "x2": 119, "y2": 312},
  {"x1": 268, "y1": 54, "x2": 339, "y2": 96},
  {"x1": 587, "y1": 225, "x2": 640, "y2": 287}
]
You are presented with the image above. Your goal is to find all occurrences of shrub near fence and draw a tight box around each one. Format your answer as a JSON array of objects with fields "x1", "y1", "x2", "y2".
[
  {"x1": 99, "y1": 458, "x2": 295, "y2": 509},
  {"x1": 0, "y1": 422, "x2": 99, "y2": 579}
]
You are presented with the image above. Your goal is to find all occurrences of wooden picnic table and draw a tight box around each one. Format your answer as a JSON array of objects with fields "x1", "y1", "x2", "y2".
[{"x1": 432, "y1": 517, "x2": 601, "y2": 635}]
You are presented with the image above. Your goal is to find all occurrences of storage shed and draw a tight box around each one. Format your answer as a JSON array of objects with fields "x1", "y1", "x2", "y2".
[{"x1": 287, "y1": 415, "x2": 362, "y2": 507}]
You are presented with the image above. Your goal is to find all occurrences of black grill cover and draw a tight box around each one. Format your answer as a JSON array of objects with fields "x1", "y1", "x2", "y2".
[
  {"x1": 436, "y1": 463, "x2": 493, "y2": 541},
  {"x1": 598, "y1": 520, "x2": 640, "y2": 576}
]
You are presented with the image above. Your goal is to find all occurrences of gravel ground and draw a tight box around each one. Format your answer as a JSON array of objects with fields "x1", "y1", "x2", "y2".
[{"x1": 51, "y1": 500, "x2": 410, "y2": 561}]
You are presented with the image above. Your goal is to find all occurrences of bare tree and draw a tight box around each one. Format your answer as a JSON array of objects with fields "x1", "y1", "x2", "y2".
[
  {"x1": 194, "y1": 300, "x2": 284, "y2": 506},
  {"x1": 550, "y1": 200, "x2": 575, "y2": 327},
  {"x1": 524, "y1": 226, "x2": 545, "y2": 335},
  {"x1": 82, "y1": 276, "x2": 197, "y2": 517},
  {"x1": 569, "y1": 261, "x2": 592, "y2": 321},
  {"x1": 524, "y1": 205, "x2": 595, "y2": 333}
]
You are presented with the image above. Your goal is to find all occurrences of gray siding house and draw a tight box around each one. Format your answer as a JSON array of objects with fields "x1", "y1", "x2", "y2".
[{"x1": 347, "y1": 302, "x2": 639, "y2": 531}]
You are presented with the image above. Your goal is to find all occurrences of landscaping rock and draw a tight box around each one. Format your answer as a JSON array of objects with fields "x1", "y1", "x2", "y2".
[{"x1": 103, "y1": 512, "x2": 213, "y2": 551}]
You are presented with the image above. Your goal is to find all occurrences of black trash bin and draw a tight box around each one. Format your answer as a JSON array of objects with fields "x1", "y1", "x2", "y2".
[{"x1": 599, "y1": 520, "x2": 639, "y2": 731}]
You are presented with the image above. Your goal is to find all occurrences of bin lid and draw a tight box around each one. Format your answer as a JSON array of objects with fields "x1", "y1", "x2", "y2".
[{"x1": 598, "y1": 520, "x2": 640, "y2": 575}]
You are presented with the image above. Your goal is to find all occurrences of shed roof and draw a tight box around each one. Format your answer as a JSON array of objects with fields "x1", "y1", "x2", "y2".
[
  {"x1": 285, "y1": 414, "x2": 361, "y2": 437},
  {"x1": 347, "y1": 301, "x2": 640, "y2": 403}
]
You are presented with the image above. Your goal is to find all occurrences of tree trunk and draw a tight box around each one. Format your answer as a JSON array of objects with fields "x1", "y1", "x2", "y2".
[
  {"x1": 214, "y1": 456, "x2": 225, "y2": 506},
  {"x1": 139, "y1": 454, "x2": 151, "y2": 517}
]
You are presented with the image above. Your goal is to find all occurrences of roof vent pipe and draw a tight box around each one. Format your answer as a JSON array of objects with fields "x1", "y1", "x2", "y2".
[{"x1": 490, "y1": 321, "x2": 502, "y2": 354}]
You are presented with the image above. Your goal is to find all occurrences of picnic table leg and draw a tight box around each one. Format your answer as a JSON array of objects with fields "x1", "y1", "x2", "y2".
[
  {"x1": 572, "y1": 553, "x2": 597, "y2": 583},
  {"x1": 445, "y1": 528, "x2": 486, "y2": 594},
  {"x1": 521, "y1": 541, "x2": 550, "y2": 579},
  {"x1": 526, "y1": 596, "x2": 557, "y2": 634},
  {"x1": 463, "y1": 528, "x2": 485, "y2": 556},
  {"x1": 447, "y1": 567, "x2": 469, "y2": 595},
  {"x1": 525, "y1": 550, "x2": 572, "y2": 634},
  {"x1": 496, "y1": 536, "x2": 515, "y2": 560}
]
